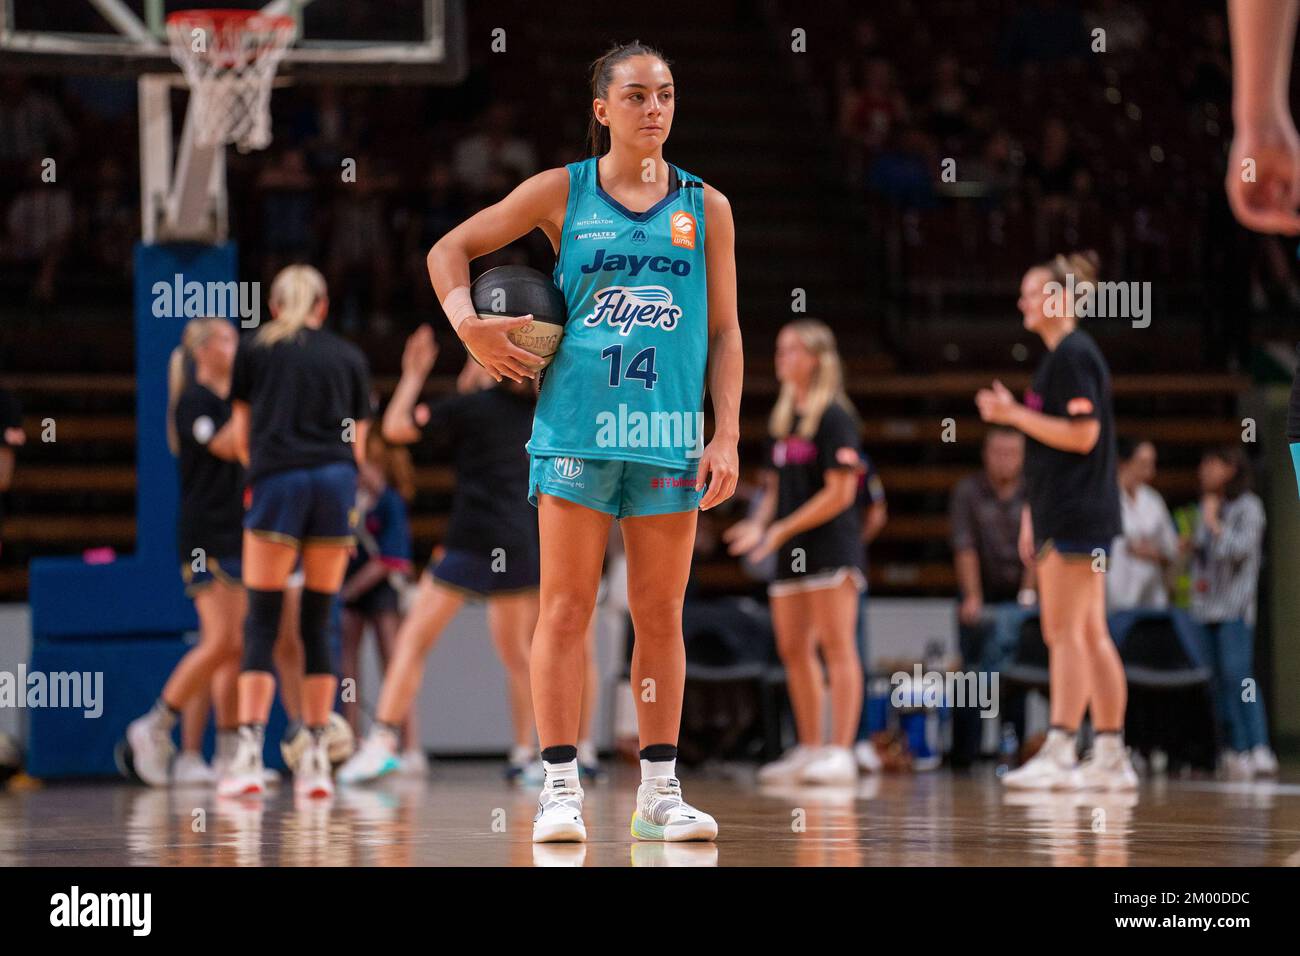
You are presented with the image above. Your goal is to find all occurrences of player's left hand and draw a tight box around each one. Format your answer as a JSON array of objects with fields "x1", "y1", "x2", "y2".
[
  {"x1": 694, "y1": 436, "x2": 738, "y2": 510},
  {"x1": 975, "y1": 379, "x2": 1020, "y2": 425}
]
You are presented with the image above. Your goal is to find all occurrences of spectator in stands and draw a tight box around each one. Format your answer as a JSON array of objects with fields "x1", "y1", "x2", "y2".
[
  {"x1": 838, "y1": 59, "x2": 908, "y2": 155},
  {"x1": 948, "y1": 426, "x2": 1031, "y2": 767},
  {"x1": 0, "y1": 78, "x2": 75, "y2": 179},
  {"x1": 867, "y1": 126, "x2": 939, "y2": 209},
  {"x1": 1107, "y1": 438, "x2": 1178, "y2": 611},
  {"x1": 452, "y1": 103, "x2": 538, "y2": 200},
  {"x1": 1, "y1": 159, "x2": 74, "y2": 304},
  {"x1": 85, "y1": 156, "x2": 135, "y2": 277},
  {"x1": 1185, "y1": 446, "x2": 1277, "y2": 779},
  {"x1": 325, "y1": 157, "x2": 398, "y2": 333},
  {"x1": 1083, "y1": 0, "x2": 1149, "y2": 58},
  {"x1": 926, "y1": 55, "x2": 970, "y2": 147}
]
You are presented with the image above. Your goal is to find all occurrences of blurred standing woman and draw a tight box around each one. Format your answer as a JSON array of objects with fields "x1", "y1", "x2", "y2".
[
  {"x1": 1187, "y1": 446, "x2": 1277, "y2": 779},
  {"x1": 976, "y1": 251, "x2": 1136, "y2": 791},
  {"x1": 120, "y1": 317, "x2": 245, "y2": 787},
  {"x1": 218, "y1": 265, "x2": 371, "y2": 800},
  {"x1": 726, "y1": 320, "x2": 866, "y2": 786}
]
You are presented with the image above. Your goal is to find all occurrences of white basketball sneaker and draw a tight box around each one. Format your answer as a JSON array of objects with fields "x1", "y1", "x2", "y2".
[
  {"x1": 171, "y1": 752, "x2": 216, "y2": 787},
  {"x1": 1250, "y1": 745, "x2": 1279, "y2": 777},
  {"x1": 1076, "y1": 736, "x2": 1138, "y2": 792},
  {"x1": 217, "y1": 729, "x2": 266, "y2": 798},
  {"x1": 854, "y1": 739, "x2": 883, "y2": 774},
  {"x1": 631, "y1": 776, "x2": 718, "y2": 842},
  {"x1": 757, "y1": 745, "x2": 817, "y2": 784},
  {"x1": 532, "y1": 777, "x2": 587, "y2": 843},
  {"x1": 800, "y1": 746, "x2": 858, "y2": 785},
  {"x1": 336, "y1": 727, "x2": 401, "y2": 785},
  {"x1": 294, "y1": 735, "x2": 334, "y2": 800},
  {"x1": 1001, "y1": 730, "x2": 1081, "y2": 791},
  {"x1": 123, "y1": 712, "x2": 176, "y2": 787}
]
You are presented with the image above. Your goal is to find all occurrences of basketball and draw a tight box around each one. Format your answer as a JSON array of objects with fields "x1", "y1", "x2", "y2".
[{"x1": 468, "y1": 265, "x2": 567, "y2": 369}]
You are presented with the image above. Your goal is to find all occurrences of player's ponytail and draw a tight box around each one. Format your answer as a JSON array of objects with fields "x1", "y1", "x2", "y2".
[
  {"x1": 166, "y1": 317, "x2": 223, "y2": 456},
  {"x1": 769, "y1": 319, "x2": 859, "y2": 441},
  {"x1": 1039, "y1": 249, "x2": 1100, "y2": 319},
  {"x1": 258, "y1": 264, "x2": 327, "y2": 347},
  {"x1": 587, "y1": 40, "x2": 671, "y2": 156}
]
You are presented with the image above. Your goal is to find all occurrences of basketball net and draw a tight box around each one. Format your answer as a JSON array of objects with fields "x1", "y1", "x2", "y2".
[{"x1": 166, "y1": 9, "x2": 296, "y2": 153}]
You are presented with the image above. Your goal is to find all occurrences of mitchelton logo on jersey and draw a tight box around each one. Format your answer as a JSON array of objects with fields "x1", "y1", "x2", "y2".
[{"x1": 581, "y1": 286, "x2": 682, "y2": 335}]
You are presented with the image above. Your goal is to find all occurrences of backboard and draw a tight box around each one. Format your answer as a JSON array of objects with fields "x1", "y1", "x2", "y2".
[{"x1": 0, "y1": 0, "x2": 466, "y2": 84}]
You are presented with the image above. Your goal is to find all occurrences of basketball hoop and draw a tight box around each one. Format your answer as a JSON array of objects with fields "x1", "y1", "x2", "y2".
[{"x1": 166, "y1": 8, "x2": 296, "y2": 153}]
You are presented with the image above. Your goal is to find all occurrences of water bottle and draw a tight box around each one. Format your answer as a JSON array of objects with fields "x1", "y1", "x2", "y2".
[{"x1": 996, "y1": 723, "x2": 1019, "y2": 777}]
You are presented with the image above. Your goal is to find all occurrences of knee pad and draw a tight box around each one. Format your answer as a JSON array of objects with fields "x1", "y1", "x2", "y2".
[
  {"x1": 300, "y1": 588, "x2": 335, "y2": 676},
  {"x1": 241, "y1": 588, "x2": 284, "y2": 674}
]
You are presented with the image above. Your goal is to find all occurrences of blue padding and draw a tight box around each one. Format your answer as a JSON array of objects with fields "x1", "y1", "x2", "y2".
[
  {"x1": 26, "y1": 635, "x2": 290, "y2": 779},
  {"x1": 30, "y1": 242, "x2": 238, "y2": 640}
]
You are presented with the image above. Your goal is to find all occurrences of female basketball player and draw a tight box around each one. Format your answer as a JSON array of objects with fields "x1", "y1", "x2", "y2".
[
  {"x1": 217, "y1": 264, "x2": 371, "y2": 800},
  {"x1": 724, "y1": 320, "x2": 866, "y2": 786},
  {"x1": 122, "y1": 317, "x2": 246, "y2": 787},
  {"x1": 975, "y1": 251, "x2": 1137, "y2": 791},
  {"x1": 339, "y1": 327, "x2": 602, "y2": 785},
  {"x1": 427, "y1": 42, "x2": 742, "y2": 841}
]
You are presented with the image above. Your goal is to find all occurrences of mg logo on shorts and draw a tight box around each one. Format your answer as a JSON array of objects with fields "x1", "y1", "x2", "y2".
[{"x1": 554, "y1": 456, "x2": 584, "y2": 480}]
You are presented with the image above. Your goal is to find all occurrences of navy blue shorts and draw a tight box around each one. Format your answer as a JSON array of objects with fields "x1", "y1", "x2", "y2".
[
  {"x1": 1036, "y1": 538, "x2": 1111, "y2": 560},
  {"x1": 181, "y1": 555, "x2": 242, "y2": 597},
  {"x1": 428, "y1": 547, "x2": 540, "y2": 600},
  {"x1": 245, "y1": 462, "x2": 359, "y2": 547}
]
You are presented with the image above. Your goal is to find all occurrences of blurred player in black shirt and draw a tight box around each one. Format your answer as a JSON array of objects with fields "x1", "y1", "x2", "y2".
[
  {"x1": 220, "y1": 265, "x2": 371, "y2": 800},
  {"x1": 976, "y1": 251, "x2": 1135, "y2": 792},
  {"x1": 726, "y1": 320, "x2": 866, "y2": 786}
]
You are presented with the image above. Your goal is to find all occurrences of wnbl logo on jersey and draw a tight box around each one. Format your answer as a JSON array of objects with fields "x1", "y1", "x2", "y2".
[{"x1": 582, "y1": 286, "x2": 682, "y2": 335}]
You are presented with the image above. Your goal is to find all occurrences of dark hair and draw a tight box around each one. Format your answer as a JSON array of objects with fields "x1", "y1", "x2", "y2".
[
  {"x1": 1116, "y1": 436, "x2": 1154, "y2": 462},
  {"x1": 587, "y1": 40, "x2": 670, "y2": 156},
  {"x1": 1205, "y1": 445, "x2": 1252, "y2": 500}
]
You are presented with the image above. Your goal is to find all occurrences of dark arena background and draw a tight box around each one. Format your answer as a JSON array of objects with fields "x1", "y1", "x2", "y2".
[{"x1": 0, "y1": 0, "x2": 1298, "y2": 928}]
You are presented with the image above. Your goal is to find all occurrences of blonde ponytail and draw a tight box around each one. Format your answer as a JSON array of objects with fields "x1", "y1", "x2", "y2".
[
  {"x1": 167, "y1": 317, "x2": 226, "y2": 455},
  {"x1": 258, "y1": 264, "x2": 327, "y2": 346},
  {"x1": 769, "y1": 319, "x2": 859, "y2": 440}
]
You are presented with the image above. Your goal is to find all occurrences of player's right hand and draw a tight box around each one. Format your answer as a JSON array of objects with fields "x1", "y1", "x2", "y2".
[
  {"x1": 459, "y1": 313, "x2": 542, "y2": 383},
  {"x1": 401, "y1": 324, "x2": 438, "y2": 377},
  {"x1": 1226, "y1": 114, "x2": 1300, "y2": 234}
]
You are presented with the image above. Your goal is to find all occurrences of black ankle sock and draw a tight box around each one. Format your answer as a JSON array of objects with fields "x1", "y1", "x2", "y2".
[
  {"x1": 639, "y1": 743, "x2": 678, "y2": 762},
  {"x1": 541, "y1": 745, "x2": 577, "y2": 764}
]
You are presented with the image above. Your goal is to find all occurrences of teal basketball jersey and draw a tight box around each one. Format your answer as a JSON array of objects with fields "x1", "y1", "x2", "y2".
[{"x1": 526, "y1": 157, "x2": 709, "y2": 469}]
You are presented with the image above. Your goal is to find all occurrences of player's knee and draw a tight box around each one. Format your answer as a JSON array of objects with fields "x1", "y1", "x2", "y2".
[
  {"x1": 627, "y1": 594, "x2": 684, "y2": 631},
  {"x1": 539, "y1": 591, "x2": 595, "y2": 636}
]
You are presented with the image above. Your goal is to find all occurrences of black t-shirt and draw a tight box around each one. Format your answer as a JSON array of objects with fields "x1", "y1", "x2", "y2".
[
  {"x1": 421, "y1": 385, "x2": 539, "y2": 563},
  {"x1": 230, "y1": 327, "x2": 371, "y2": 483},
  {"x1": 1023, "y1": 329, "x2": 1121, "y2": 542},
  {"x1": 765, "y1": 402, "x2": 864, "y2": 580},
  {"x1": 174, "y1": 382, "x2": 245, "y2": 562}
]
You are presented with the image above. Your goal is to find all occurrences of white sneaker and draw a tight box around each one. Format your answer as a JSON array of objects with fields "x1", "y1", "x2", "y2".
[
  {"x1": 336, "y1": 729, "x2": 401, "y2": 785},
  {"x1": 532, "y1": 777, "x2": 587, "y2": 843},
  {"x1": 757, "y1": 745, "x2": 816, "y2": 784},
  {"x1": 1250, "y1": 745, "x2": 1279, "y2": 776},
  {"x1": 631, "y1": 776, "x2": 718, "y2": 842},
  {"x1": 1077, "y1": 739, "x2": 1138, "y2": 792},
  {"x1": 171, "y1": 752, "x2": 216, "y2": 787},
  {"x1": 1001, "y1": 731, "x2": 1080, "y2": 791},
  {"x1": 217, "y1": 732, "x2": 266, "y2": 798},
  {"x1": 124, "y1": 713, "x2": 176, "y2": 787},
  {"x1": 799, "y1": 746, "x2": 858, "y2": 785},
  {"x1": 1223, "y1": 750, "x2": 1255, "y2": 780},
  {"x1": 323, "y1": 713, "x2": 357, "y2": 766},
  {"x1": 294, "y1": 737, "x2": 334, "y2": 800},
  {"x1": 854, "y1": 739, "x2": 883, "y2": 774},
  {"x1": 397, "y1": 748, "x2": 429, "y2": 778}
]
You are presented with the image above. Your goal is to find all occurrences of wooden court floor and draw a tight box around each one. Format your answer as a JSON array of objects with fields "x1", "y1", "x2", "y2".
[{"x1": 2, "y1": 761, "x2": 1298, "y2": 867}]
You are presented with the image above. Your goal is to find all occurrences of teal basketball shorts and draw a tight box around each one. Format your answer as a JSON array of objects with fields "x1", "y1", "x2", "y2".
[{"x1": 528, "y1": 454, "x2": 703, "y2": 519}]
